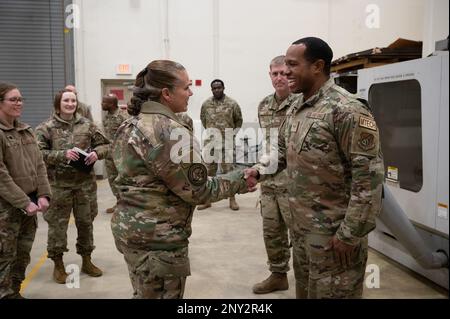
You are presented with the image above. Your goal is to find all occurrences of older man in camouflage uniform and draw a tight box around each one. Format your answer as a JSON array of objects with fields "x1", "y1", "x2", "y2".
[
  {"x1": 253, "y1": 56, "x2": 300, "y2": 294},
  {"x1": 101, "y1": 94, "x2": 129, "y2": 214},
  {"x1": 198, "y1": 79, "x2": 243, "y2": 210},
  {"x1": 247, "y1": 37, "x2": 384, "y2": 299}
]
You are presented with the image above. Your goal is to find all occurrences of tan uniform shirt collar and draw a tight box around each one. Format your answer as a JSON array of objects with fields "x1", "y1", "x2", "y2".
[
  {"x1": 107, "y1": 108, "x2": 120, "y2": 117},
  {"x1": 0, "y1": 119, "x2": 30, "y2": 131},
  {"x1": 294, "y1": 78, "x2": 334, "y2": 113},
  {"x1": 53, "y1": 112, "x2": 82, "y2": 125},
  {"x1": 140, "y1": 101, "x2": 190, "y2": 131},
  {"x1": 213, "y1": 94, "x2": 227, "y2": 103},
  {"x1": 271, "y1": 93, "x2": 295, "y2": 112}
]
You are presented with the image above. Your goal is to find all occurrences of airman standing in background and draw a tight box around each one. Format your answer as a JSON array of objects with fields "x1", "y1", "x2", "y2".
[
  {"x1": 101, "y1": 94, "x2": 129, "y2": 214},
  {"x1": 253, "y1": 56, "x2": 299, "y2": 294},
  {"x1": 199, "y1": 79, "x2": 243, "y2": 210}
]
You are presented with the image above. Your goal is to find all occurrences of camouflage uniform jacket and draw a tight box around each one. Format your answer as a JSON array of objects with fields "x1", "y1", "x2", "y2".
[
  {"x1": 177, "y1": 112, "x2": 193, "y2": 132},
  {"x1": 254, "y1": 78, "x2": 384, "y2": 245},
  {"x1": 103, "y1": 108, "x2": 129, "y2": 141},
  {"x1": 77, "y1": 101, "x2": 93, "y2": 121},
  {"x1": 258, "y1": 93, "x2": 298, "y2": 191},
  {"x1": 200, "y1": 95, "x2": 242, "y2": 148},
  {"x1": 35, "y1": 113, "x2": 110, "y2": 188},
  {"x1": 0, "y1": 119, "x2": 52, "y2": 209},
  {"x1": 111, "y1": 101, "x2": 248, "y2": 251}
]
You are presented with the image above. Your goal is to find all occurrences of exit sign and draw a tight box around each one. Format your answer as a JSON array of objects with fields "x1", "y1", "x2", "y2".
[{"x1": 116, "y1": 64, "x2": 132, "y2": 75}]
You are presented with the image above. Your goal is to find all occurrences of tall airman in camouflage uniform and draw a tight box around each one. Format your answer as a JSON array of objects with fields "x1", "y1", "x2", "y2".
[
  {"x1": 198, "y1": 79, "x2": 243, "y2": 210},
  {"x1": 111, "y1": 60, "x2": 251, "y2": 299},
  {"x1": 101, "y1": 94, "x2": 129, "y2": 214},
  {"x1": 36, "y1": 89, "x2": 110, "y2": 284},
  {"x1": 65, "y1": 85, "x2": 99, "y2": 221},
  {"x1": 253, "y1": 56, "x2": 300, "y2": 294},
  {"x1": 247, "y1": 37, "x2": 384, "y2": 298},
  {"x1": 0, "y1": 82, "x2": 51, "y2": 299}
]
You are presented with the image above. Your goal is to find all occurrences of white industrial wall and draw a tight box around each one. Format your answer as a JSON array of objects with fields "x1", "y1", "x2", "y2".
[
  {"x1": 73, "y1": 0, "x2": 447, "y2": 127},
  {"x1": 423, "y1": 0, "x2": 449, "y2": 57}
]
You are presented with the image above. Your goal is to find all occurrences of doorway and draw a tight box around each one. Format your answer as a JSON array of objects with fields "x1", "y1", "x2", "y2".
[{"x1": 101, "y1": 79, "x2": 134, "y2": 111}]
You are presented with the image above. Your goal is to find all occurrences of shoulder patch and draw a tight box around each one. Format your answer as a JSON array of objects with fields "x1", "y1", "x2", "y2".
[
  {"x1": 306, "y1": 112, "x2": 325, "y2": 120},
  {"x1": 357, "y1": 132, "x2": 376, "y2": 151},
  {"x1": 187, "y1": 163, "x2": 207, "y2": 186},
  {"x1": 359, "y1": 115, "x2": 377, "y2": 131}
]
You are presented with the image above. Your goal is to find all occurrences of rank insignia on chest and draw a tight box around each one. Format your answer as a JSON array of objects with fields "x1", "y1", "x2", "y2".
[
  {"x1": 291, "y1": 120, "x2": 300, "y2": 133},
  {"x1": 357, "y1": 132, "x2": 376, "y2": 151},
  {"x1": 188, "y1": 163, "x2": 207, "y2": 186},
  {"x1": 306, "y1": 112, "x2": 325, "y2": 120},
  {"x1": 359, "y1": 115, "x2": 377, "y2": 131}
]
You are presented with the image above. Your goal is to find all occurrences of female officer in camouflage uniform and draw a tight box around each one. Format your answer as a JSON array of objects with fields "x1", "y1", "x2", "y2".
[
  {"x1": 111, "y1": 60, "x2": 251, "y2": 299},
  {"x1": 0, "y1": 82, "x2": 51, "y2": 298},
  {"x1": 35, "y1": 89, "x2": 109, "y2": 284}
]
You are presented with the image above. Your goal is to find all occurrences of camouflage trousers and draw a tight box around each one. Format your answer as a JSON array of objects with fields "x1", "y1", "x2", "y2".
[
  {"x1": 105, "y1": 155, "x2": 119, "y2": 199},
  {"x1": 114, "y1": 241, "x2": 190, "y2": 299},
  {"x1": 292, "y1": 231, "x2": 368, "y2": 299},
  {"x1": 44, "y1": 186, "x2": 95, "y2": 259},
  {"x1": 260, "y1": 186, "x2": 292, "y2": 273},
  {"x1": 0, "y1": 201, "x2": 37, "y2": 298},
  {"x1": 89, "y1": 177, "x2": 98, "y2": 220}
]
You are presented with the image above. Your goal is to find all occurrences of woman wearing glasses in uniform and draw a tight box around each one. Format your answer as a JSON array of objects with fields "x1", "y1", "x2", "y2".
[{"x1": 0, "y1": 82, "x2": 51, "y2": 299}]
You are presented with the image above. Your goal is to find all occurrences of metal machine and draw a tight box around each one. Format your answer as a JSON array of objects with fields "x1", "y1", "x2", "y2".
[{"x1": 358, "y1": 51, "x2": 449, "y2": 289}]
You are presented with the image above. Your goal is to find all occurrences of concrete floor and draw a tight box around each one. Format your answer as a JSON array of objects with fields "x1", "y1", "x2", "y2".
[{"x1": 21, "y1": 179, "x2": 448, "y2": 299}]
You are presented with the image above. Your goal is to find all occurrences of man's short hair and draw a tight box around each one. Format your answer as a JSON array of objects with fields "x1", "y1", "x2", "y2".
[
  {"x1": 105, "y1": 94, "x2": 118, "y2": 107},
  {"x1": 210, "y1": 79, "x2": 224, "y2": 88},
  {"x1": 292, "y1": 37, "x2": 333, "y2": 75},
  {"x1": 65, "y1": 84, "x2": 77, "y2": 94},
  {"x1": 270, "y1": 55, "x2": 285, "y2": 69}
]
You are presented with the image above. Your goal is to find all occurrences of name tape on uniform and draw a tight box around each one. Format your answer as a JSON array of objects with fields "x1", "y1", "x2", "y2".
[
  {"x1": 359, "y1": 115, "x2": 377, "y2": 131},
  {"x1": 306, "y1": 112, "x2": 325, "y2": 120}
]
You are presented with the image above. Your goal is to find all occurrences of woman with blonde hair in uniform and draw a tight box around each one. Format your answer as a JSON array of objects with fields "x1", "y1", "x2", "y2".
[{"x1": 35, "y1": 89, "x2": 109, "y2": 284}]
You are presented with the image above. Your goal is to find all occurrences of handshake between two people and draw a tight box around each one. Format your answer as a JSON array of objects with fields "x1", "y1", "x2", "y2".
[{"x1": 243, "y1": 168, "x2": 260, "y2": 192}]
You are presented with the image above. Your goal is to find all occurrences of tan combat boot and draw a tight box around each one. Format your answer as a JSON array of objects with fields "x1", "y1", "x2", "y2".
[
  {"x1": 105, "y1": 205, "x2": 116, "y2": 214},
  {"x1": 229, "y1": 196, "x2": 239, "y2": 210},
  {"x1": 52, "y1": 254, "x2": 68, "y2": 284},
  {"x1": 81, "y1": 255, "x2": 103, "y2": 277},
  {"x1": 252, "y1": 272, "x2": 288, "y2": 294},
  {"x1": 196, "y1": 202, "x2": 212, "y2": 210}
]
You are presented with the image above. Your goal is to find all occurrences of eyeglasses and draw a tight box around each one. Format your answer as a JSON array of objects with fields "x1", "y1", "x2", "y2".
[{"x1": 0, "y1": 97, "x2": 25, "y2": 103}]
